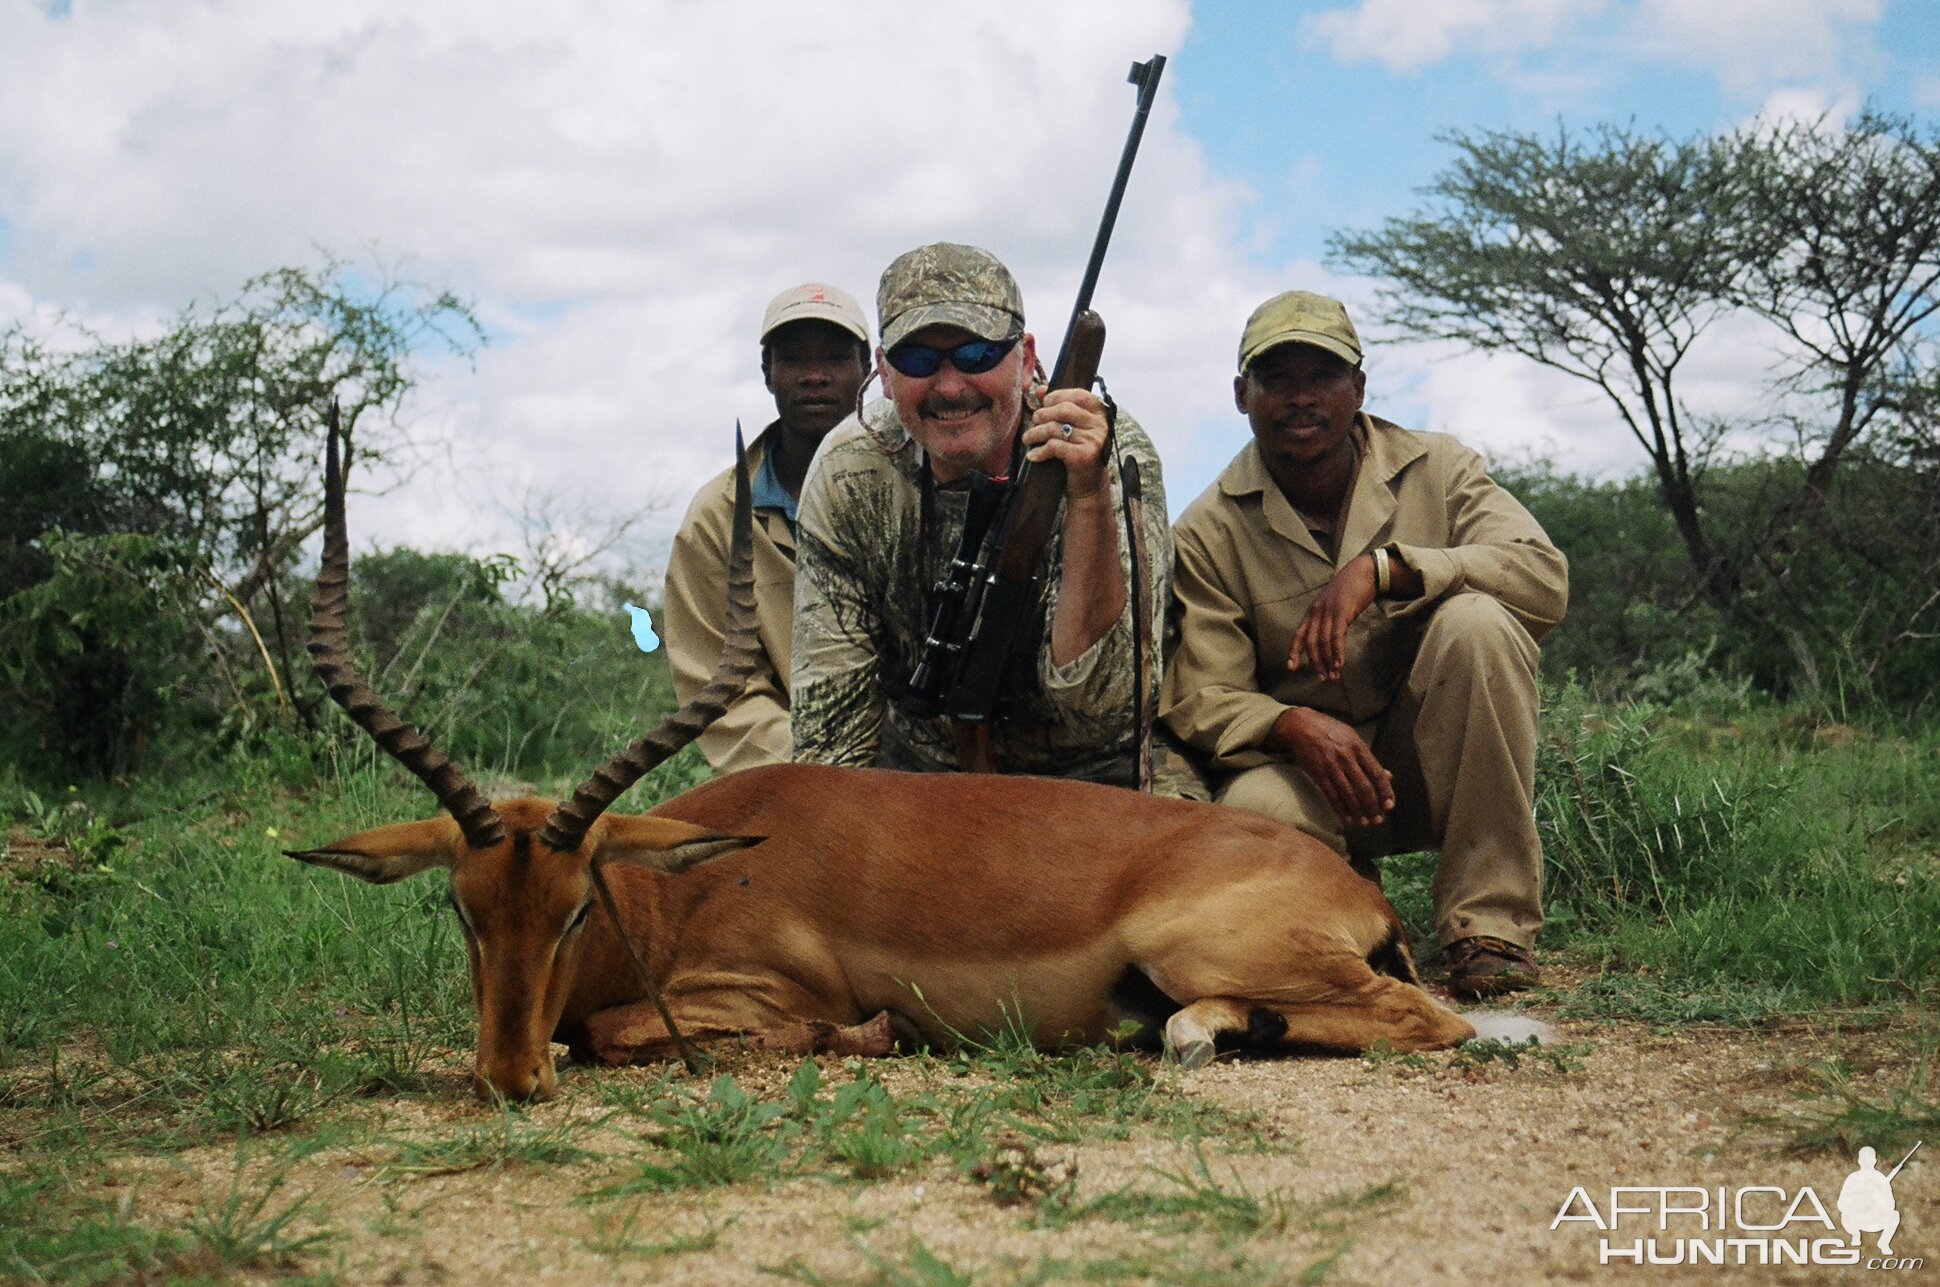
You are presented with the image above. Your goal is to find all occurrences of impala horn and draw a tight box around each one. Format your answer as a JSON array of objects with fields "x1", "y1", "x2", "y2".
[
  {"x1": 538, "y1": 425, "x2": 760, "y2": 852},
  {"x1": 309, "y1": 402, "x2": 506, "y2": 848}
]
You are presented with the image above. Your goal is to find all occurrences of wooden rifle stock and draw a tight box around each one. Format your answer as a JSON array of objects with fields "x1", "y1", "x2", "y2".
[{"x1": 943, "y1": 311, "x2": 1105, "y2": 725}]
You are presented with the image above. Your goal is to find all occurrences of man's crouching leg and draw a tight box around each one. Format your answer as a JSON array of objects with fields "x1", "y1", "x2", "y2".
[
  {"x1": 1215, "y1": 760, "x2": 1346, "y2": 847},
  {"x1": 1212, "y1": 761, "x2": 1380, "y2": 878},
  {"x1": 1387, "y1": 593, "x2": 1544, "y2": 997}
]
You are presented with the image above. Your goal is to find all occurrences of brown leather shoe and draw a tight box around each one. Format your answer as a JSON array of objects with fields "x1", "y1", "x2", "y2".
[{"x1": 1444, "y1": 936, "x2": 1539, "y2": 999}]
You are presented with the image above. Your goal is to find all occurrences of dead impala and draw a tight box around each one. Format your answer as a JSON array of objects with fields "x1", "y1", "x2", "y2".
[{"x1": 290, "y1": 416, "x2": 1514, "y2": 1102}]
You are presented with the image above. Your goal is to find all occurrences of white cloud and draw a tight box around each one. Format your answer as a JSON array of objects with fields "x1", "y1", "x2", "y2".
[
  {"x1": 1748, "y1": 86, "x2": 1861, "y2": 129},
  {"x1": 1303, "y1": 0, "x2": 1890, "y2": 115},
  {"x1": 4, "y1": 0, "x2": 1295, "y2": 565},
  {"x1": 1629, "y1": 0, "x2": 1884, "y2": 101},
  {"x1": 0, "y1": 0, "x2": 1895, "y2": 582},
  {"x1": 1302, "y1": 0, "x2": 1602, "y2": 74},
  {"x1": 1360, "y1": 301, "x2": 1804, "y2": 487}
]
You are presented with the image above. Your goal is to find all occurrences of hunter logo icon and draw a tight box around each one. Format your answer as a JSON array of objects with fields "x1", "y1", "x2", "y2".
[
  {"x1": 1551, "y1": 1137, "x2": 1924, "y2": 1269},
  {"x1": 1840, "y1": 1143, "x2": 1918, "y2": 1256},
  {"x1": 622, "y1": 603, "x2": 660, "y2": 654}
]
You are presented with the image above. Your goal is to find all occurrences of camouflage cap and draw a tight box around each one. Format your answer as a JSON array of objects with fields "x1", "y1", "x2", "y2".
[
  {"x1": 761, "y1": 282, "x2": 870, "y2": 345},
  {"x1": 877, "y1": 243, "x2": 1025, "y2": 350},
  {"x1": 1238, "y1": 290, "x2": 1363, "y2": 372}
]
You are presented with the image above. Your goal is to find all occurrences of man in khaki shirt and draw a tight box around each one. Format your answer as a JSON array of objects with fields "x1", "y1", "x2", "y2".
[
  {"x1": 662, "y1": 283, "x2": 871, "y2": 773},
  {"x1": 1162, "y1": 291, "x2": 1568, "y2": 998}
]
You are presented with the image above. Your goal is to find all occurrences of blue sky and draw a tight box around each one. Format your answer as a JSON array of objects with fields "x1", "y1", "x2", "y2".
[
  {"x1": 0, "y1": 0, "x2": 1933, "y2": 568},
  {"x1": 1181, "y1": 0, "x2": 1933, "y2": 272}
]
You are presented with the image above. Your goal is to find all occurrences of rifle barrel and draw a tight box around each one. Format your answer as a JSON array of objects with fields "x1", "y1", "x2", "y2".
[{"x1": 1054, "y1": 54, "x2": 1166, "y2": 375}]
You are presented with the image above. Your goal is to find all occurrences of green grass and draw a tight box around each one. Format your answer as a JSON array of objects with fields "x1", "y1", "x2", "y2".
[
  {"x1": 1765, "y1": 1041, "x2": 1940, "y2": 1157},
  {"x1": 582, "y1": 1206, "x2": 736, "y2": 1261},
  {"x1": 371, "y1": 1110, "x2": 597, "y2": 1179},
  {"x1": 1446, "y1": 1037, "x2": 1589, "y2": 1074},
  {"x1": 935, "y1": 1013, "x2": 1268, "y2": 1144},
  {"x1": 768, "y1": 1238, "x2": 979, "y2": 1287},
  {"x1": 1528, "y1": 687, "x2": 1940, "y2": 1019},
  {"x1": 1556, "y1": 975, "x2": 1807, "y2": 1026},
  {"x1": 768, "y1": 1237, "x2": 1296, "y2": 1287},
  {"x1": 0, "y1": 1157, "x2": 331, "y2": 1286},
  {"x1": 592, "y1": 1072, "x2": 800, "y2": 1194},
  {"x1": 178, "y1": 1161, "x2": 334, "y2": 1272},
  {"x1": 586, "y1": 1047, "x2": 1231, "y2": 1201},
  {"x1": 790, "y1": 1060, "x2": 940, "y2": 1180},
  {"x1": 2, "y1": 690, "x2": 1937, "y2": 1279},
  {"x1": 0, "y1": 1169, "x2": 173, "y2": 1287},
  {"x1": 1364, "y1": 691, "x2": 1938, "y2": 1027},
  {"x1": 1045, "y1": 1147, "x2": 1295, "y2": 1237}
]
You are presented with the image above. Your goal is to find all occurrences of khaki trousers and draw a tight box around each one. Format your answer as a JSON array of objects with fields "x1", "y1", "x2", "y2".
[{"x1": 1214, "y1": 594, "x2": 1543, "y2": 950}]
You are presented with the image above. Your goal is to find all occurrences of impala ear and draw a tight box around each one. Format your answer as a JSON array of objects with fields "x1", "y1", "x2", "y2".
[
  {"x1": 597, "y1": 815, "x2": 762, "y2": 874},
  {"x1": 285, "y1": 817, "x2": 463, "y2": 885}
]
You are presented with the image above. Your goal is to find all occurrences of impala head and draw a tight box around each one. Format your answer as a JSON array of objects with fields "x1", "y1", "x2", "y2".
[{"x1": 288, "y1": 405, "x2": 760, "y2": 1101}]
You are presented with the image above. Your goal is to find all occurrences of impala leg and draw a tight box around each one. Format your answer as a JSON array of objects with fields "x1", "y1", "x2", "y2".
[
  {"x1": 1163, "y1": 972, "x2": 1474, "y2": 1067},
  {"x1": 1150, "y1": 922, "x2": 1478, "y2": 1069},
  {"x1": 572, "y1": 1000, "x2": 902, "y2": 1067},
  {"x1": 1234, "y1": 972, "x2": 1476, "y2": 1053},
  {"x1": 1163, "y1": 998, "x2": 1252, "y2": 1069},
  {"x1": 744, "y1": 1012, "x2": 902, "y2": 1058}
]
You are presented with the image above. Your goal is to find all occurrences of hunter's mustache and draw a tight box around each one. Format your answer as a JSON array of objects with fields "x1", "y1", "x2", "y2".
[{"x1": 921, "y1": 395, "x2": 992, "y2": 416}]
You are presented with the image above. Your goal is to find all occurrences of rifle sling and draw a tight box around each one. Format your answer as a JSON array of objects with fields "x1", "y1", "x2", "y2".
[{"x1": 1123, "y1": 455, "x2": 1153, "y2": 792}]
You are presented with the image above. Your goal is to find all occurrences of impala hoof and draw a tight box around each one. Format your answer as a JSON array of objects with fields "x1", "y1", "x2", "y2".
[
  {"x1": 1163, "y1": 1009, "x2": 1220, "y2": 1069},
  {"x1": 1171, "y1": 1038, "x2": 1215, "y2": 1070}
]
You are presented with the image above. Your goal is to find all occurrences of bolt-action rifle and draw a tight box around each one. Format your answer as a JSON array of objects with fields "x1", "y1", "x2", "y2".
[{"x1": 896, "y1": 54, "x2": 1166, "y2": 778}]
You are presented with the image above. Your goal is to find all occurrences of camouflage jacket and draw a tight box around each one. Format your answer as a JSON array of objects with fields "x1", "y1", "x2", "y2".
[{"x1": 791, "y1": 397, "x2": 1170, "y2": 783}]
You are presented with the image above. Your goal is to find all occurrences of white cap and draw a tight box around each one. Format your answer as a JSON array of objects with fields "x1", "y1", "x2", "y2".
[{"x1": 760, "y1": 282, "x2": 869, "y2": 345}]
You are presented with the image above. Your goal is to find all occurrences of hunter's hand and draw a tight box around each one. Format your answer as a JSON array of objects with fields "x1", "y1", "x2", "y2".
[
  {"x1": 1023, "y1": 388, "x2": 1112, "y2": 501},
  {"x1": 1288, "y1": 554, "x2": 1378, "y2": 683},
  {"x1": 1267, "y1": 706, "x2": 1394, "y2": 829}
]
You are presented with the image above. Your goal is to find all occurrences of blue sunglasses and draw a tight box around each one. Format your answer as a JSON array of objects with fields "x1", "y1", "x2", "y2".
[{"x1": 885, "y1": 335, "x2": 1020, "y2": 378}]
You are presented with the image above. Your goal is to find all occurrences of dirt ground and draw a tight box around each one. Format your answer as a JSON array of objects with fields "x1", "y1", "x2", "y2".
[{"x1": 86, "y1": 997, "x2": 1934, "y2": 1287}]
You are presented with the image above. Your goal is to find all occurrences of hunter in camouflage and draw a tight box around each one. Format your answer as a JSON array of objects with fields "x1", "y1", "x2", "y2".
[{"x1": 790, "y1": 243, "x2": 1175, "y2": 787}]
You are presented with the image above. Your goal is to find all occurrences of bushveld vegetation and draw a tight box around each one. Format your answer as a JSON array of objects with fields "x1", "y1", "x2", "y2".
[
  {"x1": 4, "y1": 112, "x2": 1938, "y2": 1282},
  {"x1": 2, "y1": 682, "x2": 1935, "y2": 1282}
]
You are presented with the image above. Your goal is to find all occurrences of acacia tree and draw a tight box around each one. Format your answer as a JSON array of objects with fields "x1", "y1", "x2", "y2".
[
  {"x1": 1330, "y1": 123, "x2": 1755, "y2": 598},
  {"x1": 1331, "y1": 114, "x2": 1940, "y2": 696},
  {"x1": 0, "y1": 260, "x2": 483, "y2": 772},
  {"x1": 1735, "y1": 112, "x2": 1940, "y2": 529}
]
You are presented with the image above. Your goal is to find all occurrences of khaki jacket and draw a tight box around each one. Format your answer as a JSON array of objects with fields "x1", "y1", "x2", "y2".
[
  {"x1": 662, "y1": 425, "x2": 799, "y2": 773},
  {"x1": 1162, "y1": 415, "x2": 1567, "y2": 770}
]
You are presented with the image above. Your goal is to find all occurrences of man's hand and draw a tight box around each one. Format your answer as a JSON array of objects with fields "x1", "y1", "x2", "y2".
[
  {"x1": 1266, "y1": 705, "x2": 1393, "y2": 828},
  {"x1": 1027, "y1": 388, "x2": 1124, "y2": 667},
  {"x1": 1288, "y1": 553, "x2": 1377, "y2": 682},
  {"x1": 1023, "y1": 387, "x2": 1112, "y2": 500}
]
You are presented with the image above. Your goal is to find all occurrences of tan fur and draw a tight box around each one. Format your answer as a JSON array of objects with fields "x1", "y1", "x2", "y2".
[{"x1": 297, "y1": 765, "x2": 1475, "y2": 1101}]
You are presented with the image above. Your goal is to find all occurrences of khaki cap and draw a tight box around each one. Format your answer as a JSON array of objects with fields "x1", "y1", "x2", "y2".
[
  {"x1": 760, "y1": 282, "x2": 870, "y2": 345},
  {"x1": 877, "y1": 242, "x2": 1024, "y2": 350},
  {"x1": 1238, "y1": 290, "x2": 1362, "y2": 371}
]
